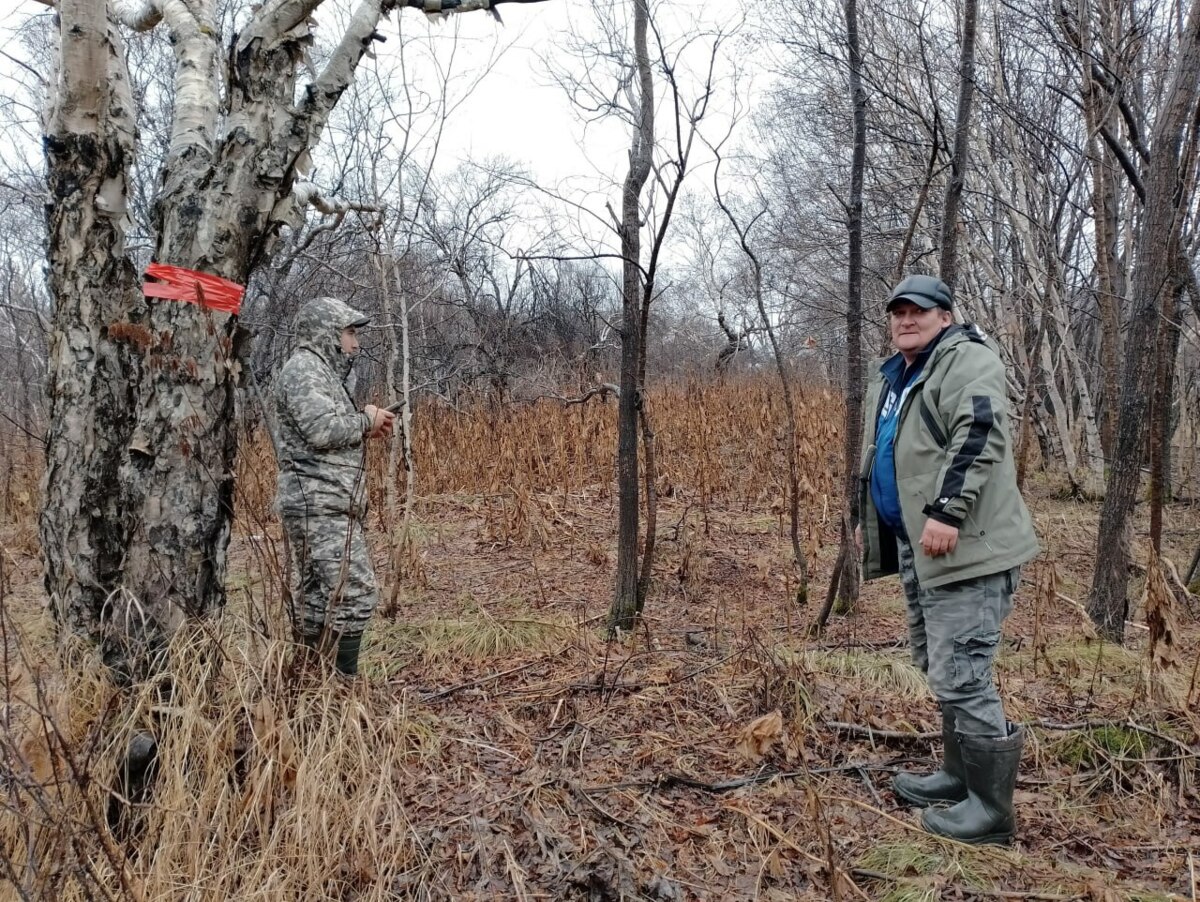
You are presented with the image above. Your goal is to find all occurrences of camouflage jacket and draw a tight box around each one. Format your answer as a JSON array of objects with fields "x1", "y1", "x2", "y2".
[{"x1": 275, "y1": 297, "x2": 372, "y2": 519}]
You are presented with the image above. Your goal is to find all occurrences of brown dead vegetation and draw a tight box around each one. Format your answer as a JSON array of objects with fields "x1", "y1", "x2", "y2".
[{"x1": 1, "y1": 375, "x2": 1199, "y2": 901}]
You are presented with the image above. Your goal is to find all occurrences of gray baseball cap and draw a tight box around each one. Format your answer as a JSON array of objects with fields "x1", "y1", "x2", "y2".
[{"x1": 887, "y1": 274, "x2": 953, "y2": 312}]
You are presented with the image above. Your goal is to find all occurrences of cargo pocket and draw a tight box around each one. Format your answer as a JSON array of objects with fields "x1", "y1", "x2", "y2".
[
  {"x1": 1005, "y1": 566, "x2": 1022, "y2": 597},
  {"x1": 952, "y1": 630, "x2": 1000, "y2": 689}
]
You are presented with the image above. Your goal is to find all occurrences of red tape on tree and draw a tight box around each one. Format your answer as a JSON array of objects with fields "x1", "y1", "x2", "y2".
[{"x1": 143, "y1": 263, "x2": 245, "y2": 315}]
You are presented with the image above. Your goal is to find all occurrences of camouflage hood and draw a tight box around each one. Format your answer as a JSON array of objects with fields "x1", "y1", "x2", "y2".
[{"x1": 293, "y1": 297, "x2": 370, "y2": 379}]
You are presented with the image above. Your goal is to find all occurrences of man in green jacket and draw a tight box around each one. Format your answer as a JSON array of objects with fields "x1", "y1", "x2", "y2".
[{"x1": 856, "y1": 274, "x2": 1040, "y2": 845}]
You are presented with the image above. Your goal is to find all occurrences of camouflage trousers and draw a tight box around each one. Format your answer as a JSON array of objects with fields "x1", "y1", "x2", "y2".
[
  {"x1": 897, "y1": 537, "x2": 1020, "y2": 736},
  {"x1": 282, "y1": 513, "x2": 379, "y2": 640}
]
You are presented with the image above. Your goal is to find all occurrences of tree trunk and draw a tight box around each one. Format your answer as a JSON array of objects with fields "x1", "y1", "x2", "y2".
[
  {"x1": 1015, "y1": 305, "x2": 1049, "y2": 491},
  {"x1": 40, "y1": 3, "x2": 144, "y2": 673},
  {"x1": 1149, "y1": 281, "x2": 1183, "y2": 550},
  {"x1": 1075, "y1": 0, "x2": 1126, "y2": 460},
  {"x1": 609, "y1": 0, "x2": 654, "y2": 633},
  {"x1": 938, "y1": 0, "x2": 979, "y2": 291},
  {"x1": 836, "y1": 0, "x2": 866, "y2": 615},
  {"x1": 1088, "y1": 0, "x2": 1200, "y2": 642},
  {"x1": 636, "y1": 404, "x2": 656, "y2": 615},
  {"x1": 1039, "y1": 336, "x2": 1078, "y2": 475}
]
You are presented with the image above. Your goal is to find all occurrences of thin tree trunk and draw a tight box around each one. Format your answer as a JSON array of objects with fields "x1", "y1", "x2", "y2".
[
  {"x1": 1149, "y1": 281, "x2": 1183, "y2": 551},
  {"x1": 381, "y1": 246, "x2": 418, "y2": 616},
  {"x1": 708, "y1": 184, "x2": 808, "y2": 605},
  {"x1": 1039, "y1": 337, "x2": 1078, "y2": 475},
  {"x1": 1016, "y1": 305, "x2": 1049, "y2": 491},
  {"x1": 730, "y1": 236, "x2": 808, "y2": 603},
  {"x1": 1046, "y1": 281, "x2": 1105, "y2": 487},
  {"x1": 893, "y1": 136, "x2": 939, "y2": 284},
  {"x1": 835, "y1": 0, "x2": 866, "y2": 616},
  {"x1": 938, "y1": 0, "x2": 979, "y2": 290},
  {"x1": 609, "y1": 0, "x2": 654, "y2": 634},
  {"x1": 636, "y1": 405, "x2": 656, "y2": 615},
  {"x1": 1076, "y1": 0, "x2": 1125, "y2": 460}
]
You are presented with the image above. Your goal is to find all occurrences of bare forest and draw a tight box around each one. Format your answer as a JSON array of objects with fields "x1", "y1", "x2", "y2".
[{"x1": 1, "y1": 0, "x2": 1199, "y2": 899}]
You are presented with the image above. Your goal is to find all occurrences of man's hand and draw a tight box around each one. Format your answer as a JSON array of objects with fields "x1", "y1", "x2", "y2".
[
  {"x1": 919, "y1": 519, "x2": 959, "y2": 557},
  {"x1": 363, "y1": 404, "x2": 396, "y2": 440}
]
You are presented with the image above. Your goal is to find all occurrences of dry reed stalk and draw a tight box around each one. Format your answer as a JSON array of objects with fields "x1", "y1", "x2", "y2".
[
  {"x1": 403, "y1": 377, "x2": 841, "y2": 506},
  {"x1": 0, "y1": 613, "x2": 440, "y2": 900},
  {"x1": 1035, "y1": 558, "x2": 1059, "y2": 675}
]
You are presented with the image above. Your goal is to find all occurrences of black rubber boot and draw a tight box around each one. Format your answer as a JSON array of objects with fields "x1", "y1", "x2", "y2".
[
  {"x1": 920, "y1": 724, "x2": 1024, "y2": 845},
  {"x1": 893, "y1": 705, "x2": 967, "y2": 807},
  {"x1": 106, "y1": 730, "x2": 159, "y2": 834},
  {"x1": 335, "y1": 633, "x2": 363, "y2": 676}
]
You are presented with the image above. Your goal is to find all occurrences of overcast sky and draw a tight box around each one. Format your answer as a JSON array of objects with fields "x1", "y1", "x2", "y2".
[
  {"x1": 2, "y1": 0, "x2": 762, "y2": 270},
  {"x1": 411, "y1": 3, "x2": 629, "y2": 185},
  {"x1": 399, "y1": 0, "x2": 754, "y2": 179}
]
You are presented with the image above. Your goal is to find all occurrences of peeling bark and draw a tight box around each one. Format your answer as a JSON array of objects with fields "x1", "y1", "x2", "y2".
[
  {"x1": 41, "y1": 6, "x2": 144, "y2": 669},
  {"x1": 39, "y1": 0, "x2": 419, "y2": 677}
]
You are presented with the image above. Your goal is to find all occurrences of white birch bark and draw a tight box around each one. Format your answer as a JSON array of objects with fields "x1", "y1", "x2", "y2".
[
  {"x1": 41, "y1": 0, "x2": 407, "y2": 676},
  {"x1": 976, "y1": 112, "x2": 1107, "y2": 490},
  {"x1": 41, "y1": 3, "x2": 145, "y2": 667}
]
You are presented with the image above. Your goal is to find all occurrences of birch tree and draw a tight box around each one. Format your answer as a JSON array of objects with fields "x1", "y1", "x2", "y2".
[{"x1": 39, "y1": 0, "x2": 543, "y2": 679}]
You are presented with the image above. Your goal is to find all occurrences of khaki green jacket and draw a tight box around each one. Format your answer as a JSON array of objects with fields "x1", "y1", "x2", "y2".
[{"x1": 859, "y1": 325, "x2": 1040, "y2": 588}]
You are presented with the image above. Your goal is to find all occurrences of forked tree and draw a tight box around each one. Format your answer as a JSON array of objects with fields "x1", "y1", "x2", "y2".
[
  {"x1": 39, "y1": 0, "x2": 543, "y2": 679},
  {"x1": 545, "y1": 0, "x2": 727, "y2": 632}
]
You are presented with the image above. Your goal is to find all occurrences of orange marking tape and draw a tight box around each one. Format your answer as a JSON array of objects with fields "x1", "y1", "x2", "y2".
[{"x1": 143, "y1": 263, "x2": 245, "y2": 315}]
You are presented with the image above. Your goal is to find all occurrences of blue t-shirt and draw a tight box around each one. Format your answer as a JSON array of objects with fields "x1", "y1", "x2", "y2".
[{"x1": 870, "y1": 356, "x2": 924, "y2": 537}]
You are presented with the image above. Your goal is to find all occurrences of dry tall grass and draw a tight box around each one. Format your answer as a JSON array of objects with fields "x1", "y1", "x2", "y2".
[
  {"x1": 1, "y1": 376, "x2": 843, "y2": 900},
  {"x1": 403, "y1": 378, "x2": 842, "y2": 503},
  {"x1": 1, "y1": 624, "x2": 438, "y2": 900},
  {"x1": 2, "y1": 375, "x2": 1197, "y2": 901}
]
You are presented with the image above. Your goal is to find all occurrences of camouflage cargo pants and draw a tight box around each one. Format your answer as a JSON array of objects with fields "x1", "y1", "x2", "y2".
[
  {"x1": 282, "y1": 513, "x2": 379, "y2": 640},
  {"x1": 897, "y1": 537, "x2": 1019, "y2": 736}
]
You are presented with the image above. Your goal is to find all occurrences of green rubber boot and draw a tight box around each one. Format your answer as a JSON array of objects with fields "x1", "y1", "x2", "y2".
[
  {"x1": 335, "y1": 632, "x2": 363, "y2": 676},
  {"x1": 920, "y1": 724, "x2": 1024, "y2": 845},
  {"x1": 893, "y1": 705, "x2": 967, "y2": 807}
]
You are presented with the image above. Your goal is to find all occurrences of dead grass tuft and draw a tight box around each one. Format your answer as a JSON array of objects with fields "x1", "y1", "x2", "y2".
[
  {"x1": 1, "y1": 619, "x2": 439, "y2": 900},
  {"x1": 368, "y1": 612, "x2": 577, "y2": 668},
  {"x1": 793, "y1": 648, "x2": 928, "y2": 700},
  {"x1": 855, "y1": 838, "x2": 997, "y2": 900}
]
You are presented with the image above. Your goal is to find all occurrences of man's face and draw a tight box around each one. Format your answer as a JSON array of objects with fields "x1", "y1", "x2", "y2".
[
  {"x1": 340, "y1": 326, "x2": 360, "y2": 356},
  {"x1": 889, "y1": 302, "x2": 952, "y2": 358}
]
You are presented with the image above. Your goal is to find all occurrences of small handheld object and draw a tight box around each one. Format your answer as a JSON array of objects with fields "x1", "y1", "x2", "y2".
[{"x1": 385, "y1": 400, "x2": 406, "y2": 414}]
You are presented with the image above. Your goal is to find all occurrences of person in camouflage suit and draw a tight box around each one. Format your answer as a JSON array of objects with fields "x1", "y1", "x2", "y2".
[
  {"x1": 275, "y1": 297, "x2": 394, "y2": 675},
  {"x1": 856, "y1": 275, "x2": 1040, "y2": 845}
]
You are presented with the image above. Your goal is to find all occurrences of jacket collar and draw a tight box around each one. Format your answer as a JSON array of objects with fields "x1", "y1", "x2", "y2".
[{"x1": 878, "y1": 323, "x2": 988, "y2": 383}]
